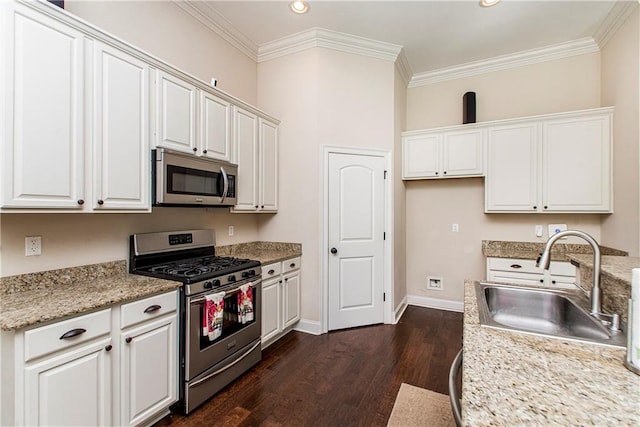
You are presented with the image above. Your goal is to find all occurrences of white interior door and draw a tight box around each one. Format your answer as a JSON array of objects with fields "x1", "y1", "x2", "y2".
[{"x1": 328, "y1": 152, "x2": 385, "y2": 331}]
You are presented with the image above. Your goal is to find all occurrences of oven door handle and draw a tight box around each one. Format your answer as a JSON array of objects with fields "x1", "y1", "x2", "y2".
[
  {"x1": 190, "y1": 281, "x2": 260, "y2": 305},
  {"x1": 220, "y1": 166, "x2": 229, "y2": 203},
  {"x1": 189, "y1": 340, "x2": 261, "y2": 388}
]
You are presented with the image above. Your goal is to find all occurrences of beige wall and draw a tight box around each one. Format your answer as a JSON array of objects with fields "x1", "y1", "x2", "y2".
[
  {"x1": 1, "y1": 210, "x2": 259, "y2": 277},
  {"x1": 257, "y1": 48, "x2": 396, "y2": 324},
  {"x1": 65, "y1": 0, "x2": 257, "y2": 104},
  {"x1": 601, "y1": 7, "x2": 640, "y2": 256},
  {"x1": 393, "y1": 67, "x2": 407, "y2": 312},
  {"x1": 406, "y1": 53, "x2": 604, "y2": 303},
  {"x1": 1, "y1": 1, "x2": 261, "y2": 277}
]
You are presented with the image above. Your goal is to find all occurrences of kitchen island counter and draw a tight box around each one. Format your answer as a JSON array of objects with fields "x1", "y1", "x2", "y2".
[{"x1": 462, "y1": 280, "x2": 639, "y2": 426}]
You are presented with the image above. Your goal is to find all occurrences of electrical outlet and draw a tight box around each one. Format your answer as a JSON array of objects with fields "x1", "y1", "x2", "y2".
[
  {"x1": 228, "y1": 226, "x2": 234, "y2": 237},
  {"x1": 25, "y1": 236, "x2": 42, "y2": 256},
  {"x1": 452, "y1": 223, "x2": 459, "y2": 233},
  {"x1": 427, "y1": 276, "x2": 444, "y2": 290},
  {"x1": 548, "y1": 224, "x2": 567, "y2": 239}
]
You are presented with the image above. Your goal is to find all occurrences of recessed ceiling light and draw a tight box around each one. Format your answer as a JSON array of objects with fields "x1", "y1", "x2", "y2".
[
  {"x1": 290, "y1": 1, "x2": 310, "y2": 14},
  {"x1": 479, "y1": 0, "x2": 501, "y2": 7}
]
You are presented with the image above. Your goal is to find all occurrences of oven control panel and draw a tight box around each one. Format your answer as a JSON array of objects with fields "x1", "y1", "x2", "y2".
[{"x1": 169, "y1": 233, "x2": 193, "y2": 245}]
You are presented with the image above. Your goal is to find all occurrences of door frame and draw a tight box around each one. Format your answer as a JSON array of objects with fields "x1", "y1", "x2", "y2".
[{"x1": 321, "y1": 146, "x2": 394, "y2": 333}]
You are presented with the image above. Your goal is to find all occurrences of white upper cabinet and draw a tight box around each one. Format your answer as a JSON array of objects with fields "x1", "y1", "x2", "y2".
[
  {"x1": 155, "y1": 71, "x2": 197, "y2": 153},
  {"x1": 541, "y1": 114, "x2": 611, "y2": 212},
  {"x1": 200, "y1": 92, "x2": 232, "y2": 162},
  {"x1": 402, "y1": 128, "x2": 483, "y2": 179},
  {"x1": 259, "y1": 118, "x2": 278, "y2": 212},
  {"x1": 154, "y1": 71, "x2": 233, "y2": 162},
  {"x1": 92, "y1": 41, "x2": 150, "y2": 210},
  {"x1": 485, "y1": 108, "x2": 612, "y2": 213},
  {"x1": 1, "y1": 2, "x2": 85, "y2": 208},
  {"x1": 485, "y1": 123, "x2": 539, "y2": 212},
  {"x1": 233, "y1": 107, "x2": 259, "y2": 211}
]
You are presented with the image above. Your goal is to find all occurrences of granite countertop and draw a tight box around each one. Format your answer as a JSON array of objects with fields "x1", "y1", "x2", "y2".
[
  {"x1": 0, "y1": 261, "x2": 179, "y2": 331},
  {"x1": 216, "y1": 241, "x2": 302, "y2": 265},
  {"x1": 462, "y1": 280, "x2": 640, "y2": 426},
  {"x1": 0, "y1": 241, "x2": 302, "y2": 331},
  {"x1": 483, "y1": 240, "x2": 628, "y2": 262},
  {"x1": 567, "y1": 254, "x2": 640, "y2": 285}
]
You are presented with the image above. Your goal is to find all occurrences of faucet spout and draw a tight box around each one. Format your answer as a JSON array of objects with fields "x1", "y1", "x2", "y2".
[{"x1": 536, "y1": 230, "x2": 602, "y2": 316}]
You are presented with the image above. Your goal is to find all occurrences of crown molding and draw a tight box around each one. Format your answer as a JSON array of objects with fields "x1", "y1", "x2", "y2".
[
  {"x1": 593, "y1": 1, "x2": 638, "y2": 49},
  {"x1": 258, "y1": 28, "x2": 403, "y2": 63},
  {"x1": 409, "y1": 37, "x2": 599, "y2": 88},
  {"x1": 171, "y1": 0, "x2": 258, "y2": 62},
  {"x1": 395, "y1": 49, "x2": 413, "y2": 87}
]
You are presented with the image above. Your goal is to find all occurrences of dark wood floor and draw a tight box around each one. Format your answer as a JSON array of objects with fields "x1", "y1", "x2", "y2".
[{"x1": 155, "y1": 306, "x2": 463, "y2": 427}]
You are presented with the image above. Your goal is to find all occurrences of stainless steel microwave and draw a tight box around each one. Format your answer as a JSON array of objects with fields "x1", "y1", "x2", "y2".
[{"x1": 152, "y1": 148, "x2": 237, "y2": 207}]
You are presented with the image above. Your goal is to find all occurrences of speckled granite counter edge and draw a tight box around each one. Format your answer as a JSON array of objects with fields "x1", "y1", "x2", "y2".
[
  {"x1": 462, "y1": 280, "x2": 638, "y2": 426},
  {"x1": 216, "y1": 241, "x2": 302, "y2": 265},
  {"x1": 482, "y1": 240, "x2": 628, "y2": 262}
]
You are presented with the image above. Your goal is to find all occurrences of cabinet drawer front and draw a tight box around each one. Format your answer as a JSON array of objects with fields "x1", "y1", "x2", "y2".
[
  {"x1": 121, "y1": 291, "x2": 178, "y2": 329},
  {"x1": 487, "y1": 257, "x2": 539, "y2": 274},
  {"x1": 282, "y1": 257, "x2": 301, "y2": 274},
  {"x1": 24, "y1": 309, "x2": 111, "y2": 362},
  {"x1": 262, "y1": 262, "x2": 282, "y2": 278}
]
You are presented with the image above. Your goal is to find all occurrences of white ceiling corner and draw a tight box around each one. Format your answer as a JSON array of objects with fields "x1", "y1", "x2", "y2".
[
  {"x1": 408, "y1": 37, "x2": 600, "y2": 88},
  {"x1": 593, "y1": 1, "x2": 639, "y2": 48},
  {"x1": 257, "y1": 27, "x2": 403, "y2": 63},
  {"x1": 171, "y1": 0, "x2": 259, "y2": 61},
  {"x1": 395, "y1": 50, "x2": 413, "y2": 87}
]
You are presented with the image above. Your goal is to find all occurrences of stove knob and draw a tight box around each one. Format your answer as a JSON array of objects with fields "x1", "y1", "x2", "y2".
[
  {"x1": 249, "y1": 270, "x2": 256, "y2": 276},
  {"x1": 228, "y1": 275, "x2": 236, "y2": 282},
  {"x1": 242, "y1": 271, "x2": 250, "y2": 279},
  {"x1": 204, "y1": 281, "x2": 213, "y2": 289},
  {"x1": 212, "y1": 279, "x2": 221, "y2": 287}
]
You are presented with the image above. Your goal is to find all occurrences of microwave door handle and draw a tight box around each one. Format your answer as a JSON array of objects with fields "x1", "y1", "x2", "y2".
[{"x1": 220, "y1": 166, "x2": 229, "y2": 203}]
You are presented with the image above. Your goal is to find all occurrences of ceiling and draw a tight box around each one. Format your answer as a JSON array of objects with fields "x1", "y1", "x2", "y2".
[{"x1": 192, "y1": 0, "x2": 625, "y2": 76}]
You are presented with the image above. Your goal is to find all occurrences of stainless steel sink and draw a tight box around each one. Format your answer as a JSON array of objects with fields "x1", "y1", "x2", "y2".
[{"x1": 476, "y1": 282, "x2": 626, "y2": 348}]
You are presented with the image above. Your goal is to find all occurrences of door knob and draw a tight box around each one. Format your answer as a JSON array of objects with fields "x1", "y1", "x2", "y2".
[{"x1": 330, "y1": 248, "x2": 338, "y2": 254}]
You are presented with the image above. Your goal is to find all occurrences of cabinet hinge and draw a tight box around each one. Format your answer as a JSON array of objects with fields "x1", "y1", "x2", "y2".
[
  {"x1": 384, "y1": 170, "x2": 387, "y2": 179},
  {"x1": 383, "y1": 232, "x2": 386, "y2": 240},
  {"x1": 383, "y1": 292, "x2": 386, "y2": 302}
]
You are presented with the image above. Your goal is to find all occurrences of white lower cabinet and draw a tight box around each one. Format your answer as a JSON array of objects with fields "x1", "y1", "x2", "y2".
[
  {"x1": 1, "y1": 290, "x2": 178, "y2": 427},
  {"x1": 486, "y1": 257, "x2": 576, "y2": 288},
  {"x1": 119, "y1": 291, "x2": 178, "y2": 427},
  {"x1": 261, "y1": 257, "x2": 301, "y2": 348},
  {"x1": 24, "y1": 336, "x2": 113, "y2": 427}
]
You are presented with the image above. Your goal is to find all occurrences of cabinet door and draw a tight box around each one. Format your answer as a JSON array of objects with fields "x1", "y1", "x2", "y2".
[
  {"x1": 155, "y1": 71, "x2": 196, "y2": 153},
  {"x1": 120, "y1": 314, "x2": 177, "y2": 427},
  {"x1": 233, "y1": 107, "x2": 258, "y2": 211},
  {"x1": 92, "y1": 42, "x2": 150, "y2": 210},
  {"x1": 24, "y1": 338, "x2": 112, "y2": 426},
  {"x1": 2, "y1": 4, "x2": 85, "y2": 208},
  {"x1": 542, "y1": 114, "x2": 612, "y2": 212},
  {"x1": 259, "y1": 119, "x2": 278, "y2": 212},
  {"x1": 261, "y1": 278, "x2": 282, "y2": 345},
  {"x1": 442, "y1": 129, "x2": 483, "y2": 177},
  {"x1": 485, "y1": 123, "x2": 539, "y2": 212},
  {"x1": 283, "y1": 271, "x2": 301, "y2": 329},
  {"x1": 402, "y1": 134, "x2": 440, "y2": 179},
  {"x1": 200, "y1": 92, "x2": 232, "y2": 161}
]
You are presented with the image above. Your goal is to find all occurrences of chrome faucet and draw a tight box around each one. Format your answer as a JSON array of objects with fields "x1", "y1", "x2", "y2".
[{"x1": 536, "y1": 230, "x2": 619, "y2": 330}]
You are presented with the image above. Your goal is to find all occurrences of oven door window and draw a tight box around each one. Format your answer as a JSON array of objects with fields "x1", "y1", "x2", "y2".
[
  {"x1": 198, "y1": 285, "x2": 257, "y2": 350},
  {"x1": 166, "y1": 165, "x2": 225, "y2": 197}
]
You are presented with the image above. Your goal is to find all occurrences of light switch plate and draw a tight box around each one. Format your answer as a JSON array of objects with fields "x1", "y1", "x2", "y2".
[
  {"x1": 548, "y1": 224, "x2": 567, "y2": 239},
  {"x1": 535, "y1": 225, "x2": 543, "y2": 237}
]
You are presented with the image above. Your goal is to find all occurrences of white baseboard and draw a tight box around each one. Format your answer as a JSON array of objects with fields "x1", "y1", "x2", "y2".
[
  {"x1": 393, "y1": 296, "x2": 408, "y2": 324},
  {"x1": 406, "y1": 294, "x2": 464, "y2": 312},
  {"x1": 293, "y1": 318, "x2": 322, "y2": 335}
]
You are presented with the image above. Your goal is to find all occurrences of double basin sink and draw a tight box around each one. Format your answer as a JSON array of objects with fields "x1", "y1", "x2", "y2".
[{"x1": 476, "y1": 282, "x2": 626, "y2": 348}]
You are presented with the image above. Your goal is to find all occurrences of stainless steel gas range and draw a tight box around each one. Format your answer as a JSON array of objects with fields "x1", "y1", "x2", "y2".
[{"x1": 129, "y1": 230, "x2": 262, "y2": 414}]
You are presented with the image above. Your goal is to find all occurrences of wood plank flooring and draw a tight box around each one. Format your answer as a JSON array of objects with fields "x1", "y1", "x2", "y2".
[{"x1": 154, "y1": 306, "x2": 463, "y2": 427}]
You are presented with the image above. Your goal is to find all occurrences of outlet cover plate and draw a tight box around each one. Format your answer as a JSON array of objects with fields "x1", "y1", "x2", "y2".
[{"x1": 427, "y1": 276, "x2": 443, "y2": 290}]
